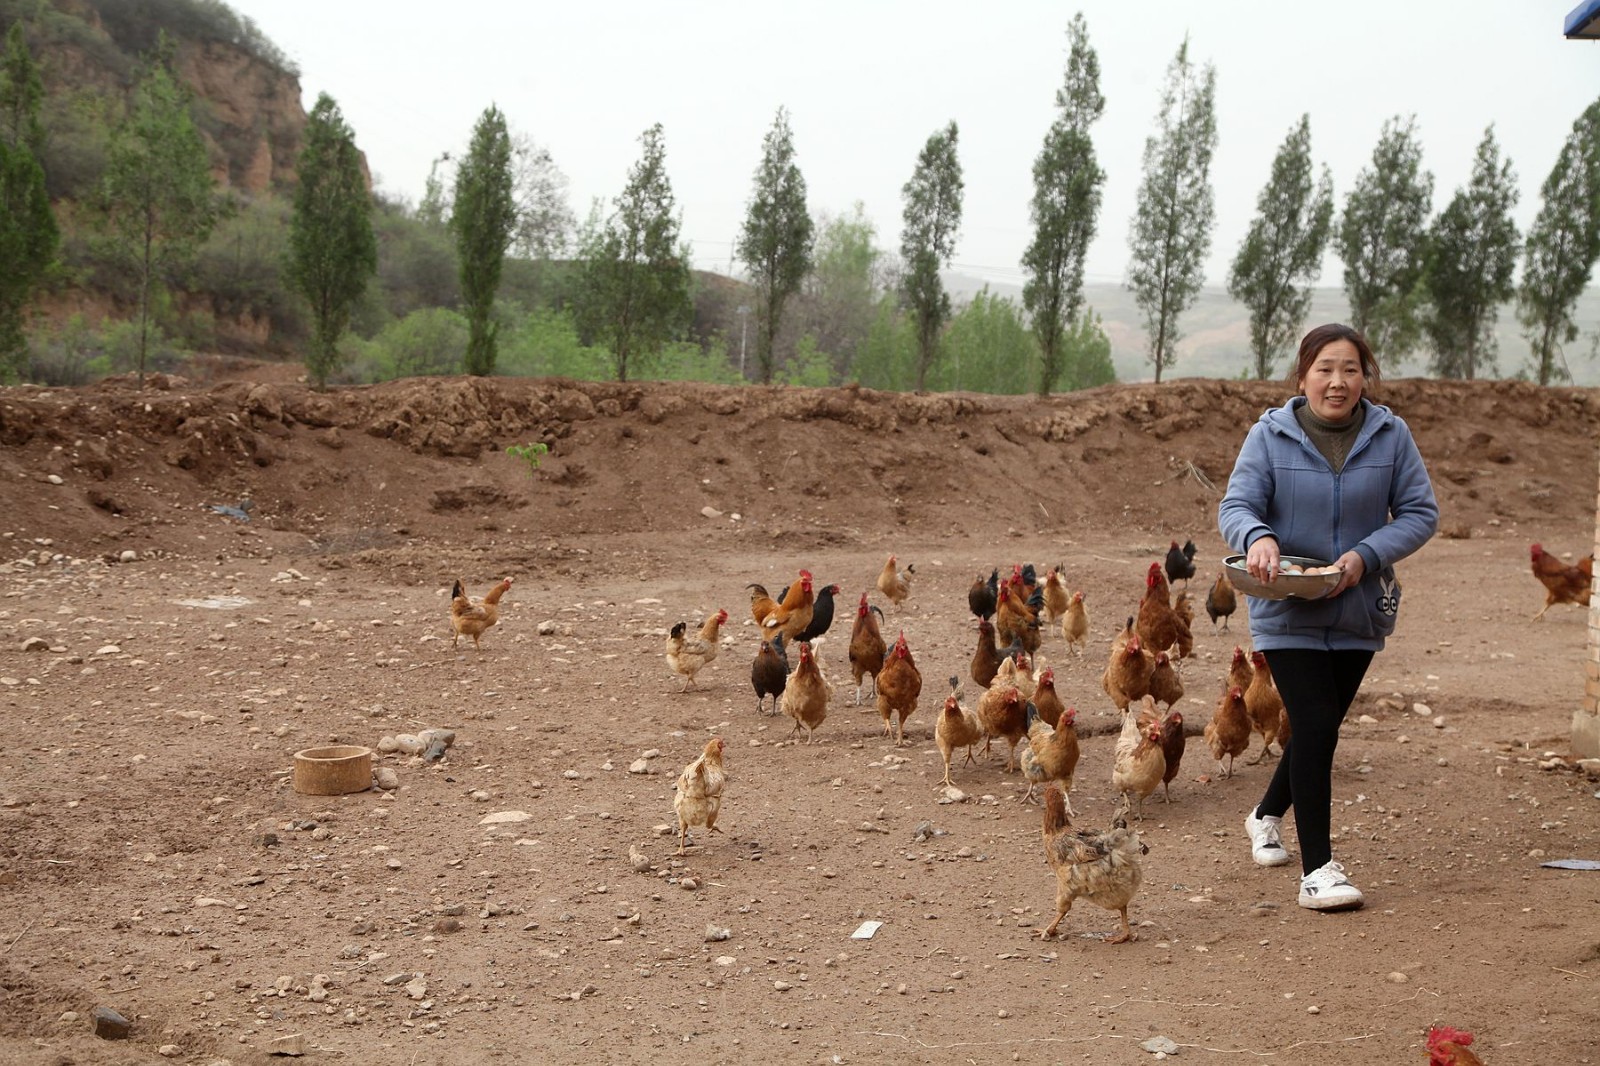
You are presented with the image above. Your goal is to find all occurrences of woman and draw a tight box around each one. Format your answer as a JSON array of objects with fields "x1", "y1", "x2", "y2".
[{"x1": 1218, "y1": 323, "x2": 1437, "y2": 911}]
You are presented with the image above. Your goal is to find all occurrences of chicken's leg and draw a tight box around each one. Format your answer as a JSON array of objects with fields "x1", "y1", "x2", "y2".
[
  {"x1": 1039, "y1": 893, "x2": 1072, "y2": 940},
  {"x1": 1105, "y1": 908, "x2": 1134, "y2": 945}
]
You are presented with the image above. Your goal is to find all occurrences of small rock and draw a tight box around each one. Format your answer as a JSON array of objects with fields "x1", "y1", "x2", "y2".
[
  {"x1": 404, "y1": 976, "x2": 428, "y2": 1000},
  {"x1": 773, "y1": 980, "x2": 793, "y2": 991},
  {"x1": 715, "y1": 955, "x2": 736, "y2": 966},
  {"x1": 1386, "y1": 971, "x2": 1408, "y2": 983},
  {"x1": 680, "y1": 877, "x2": 699, "y2": 891},
  {"x1": 374, "y1": 767, "x2": 399, "y2": 790},
  {"x1": 1356, "y1": 714, "x2": 1378, "y2": 725},
  {"x1": 119, "y1": 549, "x2": 138, "y2": 563},
  {"x1": 705, "y1": 925, "x2": 731, "y2": 942},
  {"x1": 1307, "y1": 1005, "x2": 1321, "y2": 1015},
  {"x1": 1140, "y1": 1035, "x2": 1179, "y2": 1055},
  {"x1": 158, "y1": 1044, "x2": 181, "y2": 1057},
  {"x1": 478, "y1": 810, "x2": 531, "y2": 825},
  {"x1": 537, "y1": 620, "x2": 558, "y2": 636},
  {"x1": 627, "y1": 758, "x2": 652, "y2": 774},
  {"x1": 701, "y1": 506, "x2": 724, "y2": 519},
  {"x1": 21, "y1": 636, "x2": 49, "y2": 653},
  {"x1": 1412, "y1": 702, "x2": 1432, "y2": 717},
  {"x1": 46, "y1": 473, "x2": 64, "y2": 485},
  {"x1": 267, "y1": 1032, "x2": 305, "y2": 1056},
  {"x1": 92, "y1": 1006, "x2": 131, "y2": 1039},
  {"x1": 1432, "y1": 716, "x2": 1445, "y2": 729}
]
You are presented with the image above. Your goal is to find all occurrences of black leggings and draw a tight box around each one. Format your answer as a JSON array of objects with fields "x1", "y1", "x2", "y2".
[{"x1": 1255, "y1": 648, "x2": 1375, "y2": 875}]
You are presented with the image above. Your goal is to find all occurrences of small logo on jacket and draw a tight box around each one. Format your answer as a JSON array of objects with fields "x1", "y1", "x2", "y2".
[{"x1": 1374, "y1": 574, "x2": 1399, "y2": 616}]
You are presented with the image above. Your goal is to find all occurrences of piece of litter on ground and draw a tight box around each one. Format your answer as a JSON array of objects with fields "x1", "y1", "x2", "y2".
[
  {"x1": 174, "y1": 595, "x2": 254, "y2": 610},
  {"x1": 1539, "y1": 858, "x2": 1600, "y2": 871},
  {"x1": 850, "y1": 920, "x2": 884, "y2": 940}
]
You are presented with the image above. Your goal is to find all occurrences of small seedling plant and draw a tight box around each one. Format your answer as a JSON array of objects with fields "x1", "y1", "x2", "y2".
[{"x1": 505, "y1": 441, "x2": 550, "y2": 478}]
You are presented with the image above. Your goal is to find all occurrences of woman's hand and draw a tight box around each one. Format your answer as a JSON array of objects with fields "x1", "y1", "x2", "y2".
[
  {"x1": 1326, "y1": 550, "x2": 1367, "y2": 598},
  {"x1": 1246, "y1": 536, "x2": 1281, "y2": 583}
]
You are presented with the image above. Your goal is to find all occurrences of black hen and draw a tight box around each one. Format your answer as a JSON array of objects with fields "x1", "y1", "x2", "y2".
[
  {"x1": 751, "y1": 638, "x2": 787, "y2": 715},
  {"x1": 968, "y1": 569, "x2": 999, "y2": 620},
  {"x1": 793, "y1": 583, "x2": 840, "y2": 643},
  {"x1": 1164, "y1": 539, "x2": 1197, "y2": 586}
]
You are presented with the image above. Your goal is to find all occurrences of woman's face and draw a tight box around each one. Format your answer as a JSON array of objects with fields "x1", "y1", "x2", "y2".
[{"x1": 1300, "y1": 339, "x2": 1365, "y2": 422}]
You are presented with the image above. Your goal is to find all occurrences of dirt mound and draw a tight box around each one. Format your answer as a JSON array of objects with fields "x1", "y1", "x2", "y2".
[{"x1": 1, "y1": 375, "x2": 1595, "y2": 564}]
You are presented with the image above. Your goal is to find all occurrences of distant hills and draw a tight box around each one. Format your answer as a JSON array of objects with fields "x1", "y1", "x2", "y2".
[{"x1": 944, "y1": 275, "x2": 1600, "y2": 386}]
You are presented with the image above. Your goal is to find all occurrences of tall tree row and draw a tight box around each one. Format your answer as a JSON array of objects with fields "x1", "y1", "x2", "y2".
[
  {"x1": 900, "y1": 120, "x2": 964, "y2": 392},
  {"x1": 573, "y1": 123, "x2": 692, "y2": 383},
  {"x1": 285, "y1": 92, "x2": 376, "y2": 389},
  {"x1": 1226, "y1": 115, "x2": 1334, "y2": 379},
  {"x1": 1022, "y1": 12, "x2": 1105, "y2": 396},
  {"x1": 98, "y1": 37, "x2": 219, "y2": 386},
  {"x1": 451, "y1": 105, "x2": 516, "y2": 376},
  {"x1": 1335, "y1": 116, "x2": 1433, "y2": 360},
  {"x1": 737, "y1": 107, "x2": 813, "y2": 384},
  {"x1": 0, "y1": 22, "x2": 57, "y2": 382},
  {"x1": 1126, "y1": 37, "x2": 1217, "y2": 383},
  {"x1": 1518, "y1": 97, "x2": 1600, "y2": 386},
  {"x1": 1423, "y1": 127, "x2": 1519, "y2": 379}
]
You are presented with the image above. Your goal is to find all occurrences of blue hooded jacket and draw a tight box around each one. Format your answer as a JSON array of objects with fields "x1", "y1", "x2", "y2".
[{"x1": 1217, "y1": 396, "x2": 1438, "y2": 651}]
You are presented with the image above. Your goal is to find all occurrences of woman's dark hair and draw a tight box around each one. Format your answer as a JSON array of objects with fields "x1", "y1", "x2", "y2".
[{"x1": 1287, "y1": 323, "x2": 1382, "y2": 392}]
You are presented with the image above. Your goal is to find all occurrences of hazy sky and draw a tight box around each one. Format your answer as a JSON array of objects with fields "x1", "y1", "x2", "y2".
[{"x1": 229, "y1": 1, "x2": 1597, "y2": 290}]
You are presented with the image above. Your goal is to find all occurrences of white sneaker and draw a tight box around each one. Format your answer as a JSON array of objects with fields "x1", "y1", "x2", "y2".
[
  {"x1": 1298, "y1": 861, "x2": 1364, "y2": 911},
  {"x1": 1244, "y1": 807, "x2": 1290, "y2": 867}
]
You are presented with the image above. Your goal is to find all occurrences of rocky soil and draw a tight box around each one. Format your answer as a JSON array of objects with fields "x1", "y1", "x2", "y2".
[{"x1": 1, "y1": 369, "x2": 1598, "y2": 1065}]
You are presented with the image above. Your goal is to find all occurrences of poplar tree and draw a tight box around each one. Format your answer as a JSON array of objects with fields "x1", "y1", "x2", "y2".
[
  {"x1": 1226, "y1": 115, "x2": 1334, "y2": 379},
  {"x1": 736, "y1": 106, "x2": 812, "y2": 383},
  {"x1": 900, "y1": 120, "x2": 963, "y2": 392},
  {"x1": 286, "y1": 93, "x2": 376, "y2": 389},
  {"x1": 1517, "y1": 98, "x2": 1600, "y2": 386},
  {"x1": 451, "y1": 104, "x2": 516, "y2": 376},
  {"x1": 573, "y1": 123, "x2": 692, "y2": 382},
  {"x1": 1022, "y1": 12, "x2": 1105, "y2": 396},
  {"x1": 99, "y1": 42, "x2": 219, "y2": 386},
  {"x1": 1126, "y1": 37, "x2": 1217, "y2": 383},
  {"x1": 1423, "y1": 127, "x2": 1518, "y2": 380},
  {"x1": 1335, "y1": 116, "x2": 1433, "y2": 359},
  {"x1": 0, "y1": 22, "x2": 56, "y2": 381}
]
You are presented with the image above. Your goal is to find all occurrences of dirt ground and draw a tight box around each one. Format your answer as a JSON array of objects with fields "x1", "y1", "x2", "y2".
[{"x1": 2, "y1": 367, "x2": 1599, "y2": 1066}]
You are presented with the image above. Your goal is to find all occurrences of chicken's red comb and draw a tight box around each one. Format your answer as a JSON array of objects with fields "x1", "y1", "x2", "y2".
[{"x1": 1428, "y1": 1027, "x2": 1474, "y2": 1049}]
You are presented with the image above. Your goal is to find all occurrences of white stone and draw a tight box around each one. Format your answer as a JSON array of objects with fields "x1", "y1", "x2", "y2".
[{"x1": 478, "y1": 810, "x2": 531, "y2": 825}]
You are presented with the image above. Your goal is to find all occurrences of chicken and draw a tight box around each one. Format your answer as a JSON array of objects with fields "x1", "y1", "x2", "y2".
[
  {"x1": 665, "y1": 610, "x2": 726, "y2": 692},
  {"x1": 1205, "y1": 571, "x2": 1238, "y2": 631},
  {"x1": 877, "y1": 554, "x2": 914, "y2": 607},
  {"x1": 935, "y1": 678, "x2": 984, "y2": 788},
  {"x1": 1101, "y1": 619, "x2": 1155, "y2": 712},
  {"x1": 847, "y1": 593, "x2": 887, "y2": 706},
  {"x1": 876, "y1": 631, "x2": 923, "y2": 746},
  {"x1": 1530, "y1": 542, "x2": 1593, "y2": 619},
  {"x1": 977, "y1": 681, "x2": 1027, "y2": 772},
  {"x1": 1228, "y1": 645, "x2": 1253, "y2": 696},
  {"x1": 1061, "y1": 591, "x2": 1090, "y2": 655},
  {"x1": 780, "y1": 640, "x2": 830, "y2": 743},
  {"x1": 746, "y1": 583, "x2": 779, "y2": 627},
  {"x1": 1170, "y1": 590, "x2": 1195, "y2": 659},
  {"x1": 1147, "y1": 651, "x2": 1184, "y2": 710},
  {"x1": 1023, "y1": 702, "x2": 1080, "y2": 809},
  {"x1": 1164, "y1": 538, "x2": 1198, "y2": 586},
  {"x1": 763, "y1": 570, "x2": 815, "y2": 642},
  {"x1": 1135, "y1": 561, "x2": 1183, "y2": 656},
  {"x1": 1205, "y1": 685, "x2": 1252, "y2": 778},
  {"x1": 970, "y1": 618, "x2": 1003, "y2": 688},
  {"x1": 1244, "y1": 650, "x2": 1286, "y2": 763},
  {"x1": 449, "y1": 576, "x2": 513, "y2": 652},
  {"x1": 750, "y1": 637, "x2": 787, "y2": 715},
  {"x1": 672, "y1": 736, "x2": 726, "y2": 855},
  {"x1": 1426, "y1": 1026, "x2": 1485, "y2": 1066},
  {"x1": 1112, "y1": 714, "x2": 1167, "y2": 820},
  {"x1": 995, "y1": 649, "x2": 1037, "y2": 702},
  {"x1": 996, "y1": 574, "x2": 1041, "y2": 653},
  {"x1": 1038, "y1": 787, "x2": 1147, "y2": 944},
  {"x1": 1042, "y1": 566, "x2": 1071, "y2": 622},
  {"x1": 968, "y1": 569, "x2": 999, "y2": 621},
  {"x1": 793, "y1": 583, "x2": 841, "y2": 643},
  {"x1": 1032, "y1": 666, "x2": 1066, "y2": 728},
  {"x1": 1157, "y1": 708, "x2": 1186, "y2": 803}
]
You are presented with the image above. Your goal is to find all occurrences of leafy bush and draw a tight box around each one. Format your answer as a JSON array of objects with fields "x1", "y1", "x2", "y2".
[
  {"x1": 497, "y1": 307, "x2": 610, "y2": 379},
  {"x1": 24, "y1": 313, "x2": 188, "y2": 385},
  {"x1": 337, "y1": 307, "x2": 469, "y2": 383},
  {"x1": 193, "y1": 194, "x2": 301, "y2": 339},
  {"x1": 779, "y1": 334, "x2": 833, "y2": 387}
]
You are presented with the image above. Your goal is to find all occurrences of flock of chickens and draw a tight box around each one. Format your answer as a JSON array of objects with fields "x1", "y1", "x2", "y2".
[
  {"x1": 433, "y1": 539, "x2": 1593, "y2": 1060},
  {"x1": 648, "y1": 542, "x2": 1304, "y2": 947}
]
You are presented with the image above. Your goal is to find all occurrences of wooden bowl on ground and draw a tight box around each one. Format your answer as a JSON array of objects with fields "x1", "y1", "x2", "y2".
[{"x1": 292, "y1": 745, "x2": 373, "y2": 795}]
